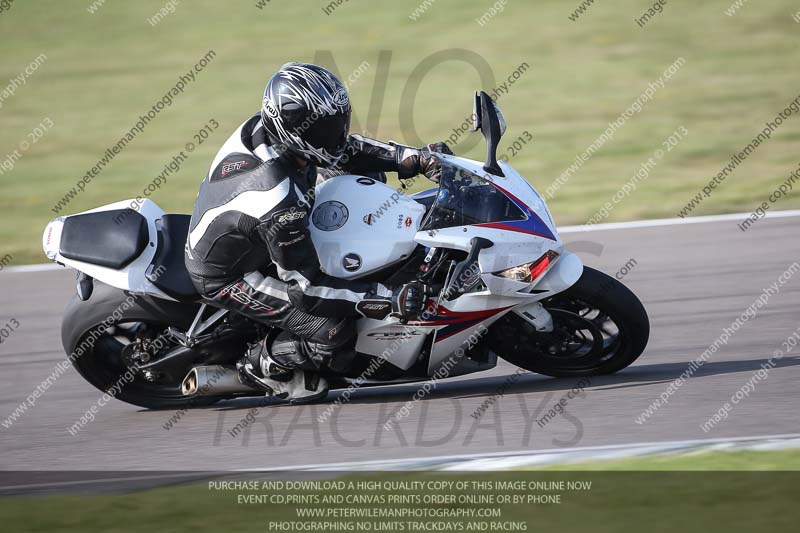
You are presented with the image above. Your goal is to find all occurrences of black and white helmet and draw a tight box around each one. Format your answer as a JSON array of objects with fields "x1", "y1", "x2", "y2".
[{"x1": 261, "y1": 62, "x2": 351, "y2": 167}]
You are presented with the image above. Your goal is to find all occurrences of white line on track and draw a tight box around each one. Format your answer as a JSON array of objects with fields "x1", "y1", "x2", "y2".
[
  {"x1": 2, "y1": 433, "x2": 799, "y2": 492},
  {"x1": 559, "y1": 208, "x2": 800, "y2": 233},
  {"x1": 0, "y1": 263, "x2": 64, "y2": 273},
  {"x1": 0, "y1": 472, "x2": 213, "y2": 492},
  {"x1": 254, "y1": 432, "x2": 800, "y2": 472},
  {"x1": 3, "y1": 209, "x2": 800, "y2": 274}
]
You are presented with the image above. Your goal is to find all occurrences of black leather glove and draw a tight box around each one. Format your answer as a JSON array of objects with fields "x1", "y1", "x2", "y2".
[
  {"x1": 396, "y1": 141, "x2": 454, "y2": 182},
  {"x1": 391, "y1": 281, "x2": 430, "y2": 321}
]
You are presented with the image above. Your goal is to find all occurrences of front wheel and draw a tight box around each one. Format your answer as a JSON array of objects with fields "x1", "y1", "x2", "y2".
[{"x1": 490, "y1": 266, "x2": 649, "y2": 377}]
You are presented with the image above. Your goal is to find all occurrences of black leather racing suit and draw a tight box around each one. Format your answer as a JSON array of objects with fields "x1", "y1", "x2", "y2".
[{"x1": 184, "y1": 114, "x2": 409, "y2": 368}]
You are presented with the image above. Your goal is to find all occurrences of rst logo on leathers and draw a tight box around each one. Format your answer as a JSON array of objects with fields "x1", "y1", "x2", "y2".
[
  {"x1": 219, "y1": 283, "x2": 276, "y2": 316},
  {"x1": 356, "y1": 299, "x2": 392, "y2": 319},
  {"x1": 221, "y1": 160, "x2": 249, "y2": 177},
  {"x1": 274, "y1": 209, "x2": 307, "y2": 225}
]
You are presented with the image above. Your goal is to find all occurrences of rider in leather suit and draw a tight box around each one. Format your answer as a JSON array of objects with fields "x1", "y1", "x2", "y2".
[{"x1": 184, "y1": 62, "x2": 451, "y2": 402}]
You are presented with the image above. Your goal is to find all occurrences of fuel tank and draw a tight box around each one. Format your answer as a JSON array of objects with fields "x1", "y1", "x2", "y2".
[{"x1": 309, "y1": 175, "x2": 425, "y2": 279}]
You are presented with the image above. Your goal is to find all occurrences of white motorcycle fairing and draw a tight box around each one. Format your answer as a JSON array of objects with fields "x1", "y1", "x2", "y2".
[
  {"x1": 41, "y1": 153, "x2": 584, "y2": 377},
  {"x1": 42, "y1": 199, "x2": 175, "y2": 300},
  {"x1": 343, "y1": 154, "x2": 583, "y2": 374},
  {"x1": 38, "y1": 89, "x2": 654, "y2": 413},
  {"x1": 308, "y1": 175, "x2": 425, "y2": 279},
  {"x1": 42, "y1": 135, "x2": 583, "y2": 380}
]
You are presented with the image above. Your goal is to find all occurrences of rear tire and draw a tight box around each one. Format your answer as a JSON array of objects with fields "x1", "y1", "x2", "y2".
[
  {"x1": 490, "y1": 266, "x2": 649, "y2": 377},
  {"x1": 61, "y1": 282, "x2": 218, "y2": 409}
]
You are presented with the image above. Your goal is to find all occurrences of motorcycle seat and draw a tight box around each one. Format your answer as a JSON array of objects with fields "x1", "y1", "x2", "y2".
[
  {"x1": 60, "y1": 209, "x2": 149, "y2": 269},
  {"x1": 149, "y1": 214, "x2": 200, "y2": 302}
]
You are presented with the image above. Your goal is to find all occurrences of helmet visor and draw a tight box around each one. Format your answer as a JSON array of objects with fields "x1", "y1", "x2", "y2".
[{"x1": 295, "y1": 111, "x2": 350, "y2": 158}]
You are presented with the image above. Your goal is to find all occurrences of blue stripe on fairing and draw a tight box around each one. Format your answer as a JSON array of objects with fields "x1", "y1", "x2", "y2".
[
  {"x1": 434, "y1": 317, "x2": 487, "y2": 342},
  {"x1": 487, "y1": 182, "x2": 557, "y2": 241}
]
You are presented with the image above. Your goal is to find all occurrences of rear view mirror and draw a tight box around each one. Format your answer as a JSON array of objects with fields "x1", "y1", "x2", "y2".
[{"x1": 472, "y1": 91, "x2": 506, "y2": 176}]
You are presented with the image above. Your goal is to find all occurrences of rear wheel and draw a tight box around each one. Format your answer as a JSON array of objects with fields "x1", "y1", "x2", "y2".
[
  {"x1": 62, "y1": 282, "x2": 219, "y2": 409},
  {"x1": 69, "y1": 319, "x2": 219, "y2": 410},
  {"x1": 490, "y1": 266, "x2": 649, "y2": 377}
]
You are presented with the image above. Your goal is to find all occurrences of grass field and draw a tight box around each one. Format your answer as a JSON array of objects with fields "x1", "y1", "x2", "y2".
[
  {"x1": 536, "y1": 448, "x2": 800, "y2": 470},
  {"x1": 1, "y1": 0, "x2": 799, "y2": 264},
  {"x1": 0, "y1": 450, "x2": 797, "y2": 532}
]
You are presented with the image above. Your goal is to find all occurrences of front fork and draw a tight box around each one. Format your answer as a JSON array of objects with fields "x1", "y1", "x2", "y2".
[{"x1": 513, "y1": 302, "x2": 554, "y2": 332}]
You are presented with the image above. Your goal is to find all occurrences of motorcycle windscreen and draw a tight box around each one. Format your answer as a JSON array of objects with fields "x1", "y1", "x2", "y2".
[{"x1": 418, "y1": 162, "x2": 525, "y2": 231}]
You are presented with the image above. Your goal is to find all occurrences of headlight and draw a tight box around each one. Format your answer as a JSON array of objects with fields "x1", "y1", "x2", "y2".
[{"x1": 494, "y1": 250, "x2": 559, "y2": 283}]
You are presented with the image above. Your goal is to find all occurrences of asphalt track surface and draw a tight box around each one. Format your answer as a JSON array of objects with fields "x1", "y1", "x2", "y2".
[{"x1": 1, "y1": 214, "x2": 799, "y2": 478}]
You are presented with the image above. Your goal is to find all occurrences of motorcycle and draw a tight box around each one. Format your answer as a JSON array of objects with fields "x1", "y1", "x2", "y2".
[{"x1": 42, "y1": 91, "x2": 649, "y2": 409}]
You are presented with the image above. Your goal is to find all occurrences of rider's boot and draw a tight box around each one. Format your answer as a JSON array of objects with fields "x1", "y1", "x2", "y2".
[{"x1": 237, "y1": 335, "x2": 329, "y2": 404}]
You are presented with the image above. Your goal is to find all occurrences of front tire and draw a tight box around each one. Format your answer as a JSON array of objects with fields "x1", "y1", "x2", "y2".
[{"x1": 490, "y1": 266, "x2": 649, "y2": 377}]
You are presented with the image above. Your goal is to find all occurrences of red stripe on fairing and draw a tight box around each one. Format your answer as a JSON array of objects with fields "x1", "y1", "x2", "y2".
[
  {"x1": 475, "y1": 221, "x2": 553, "y2": 239},
  {"x1": 482, "y1": 181, "x2": 557, "y2": 241},
  {"x1": 434, "y1": 318, "x2": 487, "y2": 342},
  {"x1": 417, "y1": 305, "x2": 512, "y2": 343},
  {"x1": 491, "y1": 181, "x2": 529, "y2": 208},
  {"x1": 419, "y1": 306, "x2": 508, "y2": 325}
]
